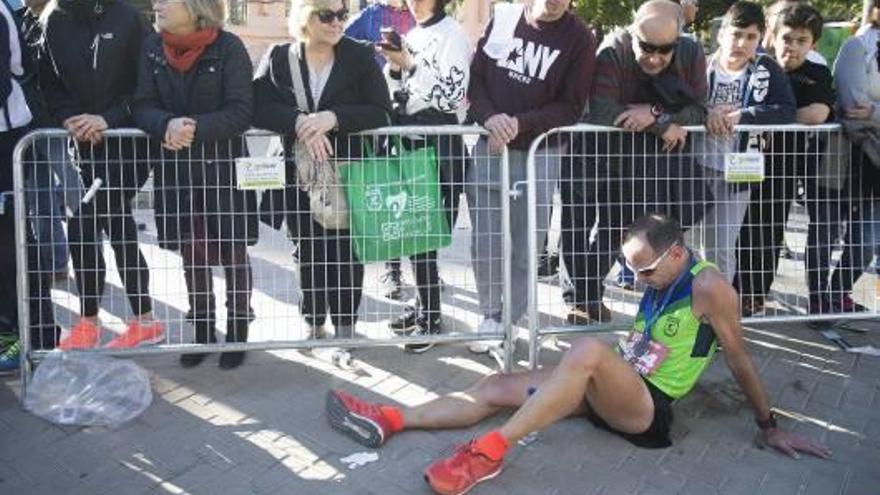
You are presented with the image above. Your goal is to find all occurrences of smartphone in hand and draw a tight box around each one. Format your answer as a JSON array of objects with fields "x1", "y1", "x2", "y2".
[{"x1": 378, "y1": 27, "x2": 402, "y2": 52}]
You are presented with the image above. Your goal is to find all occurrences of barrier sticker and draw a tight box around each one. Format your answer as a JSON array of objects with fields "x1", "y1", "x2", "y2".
[
  {"x1": 724, "y1": 152, "x2": 765, "y2": 183},
  {"x1": 236, "y1": 157, "x2": 286, "y2": 190}
]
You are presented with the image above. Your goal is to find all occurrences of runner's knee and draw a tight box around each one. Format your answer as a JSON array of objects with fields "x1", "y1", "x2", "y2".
[
  {"x1": 470, "y1": 373, "x2": 518, "y2": 408},
  {"x1": 560, "y1": 336, "x2": 605, "y2": 373}
]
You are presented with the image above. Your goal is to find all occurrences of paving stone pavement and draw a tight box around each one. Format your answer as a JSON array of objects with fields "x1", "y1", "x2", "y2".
[
  {"x1": 5, "y1": 198, "x2": 880, "y2": 494},
  {"x1": 2, "y1": 318, "x2": 880, "y2": 495}
]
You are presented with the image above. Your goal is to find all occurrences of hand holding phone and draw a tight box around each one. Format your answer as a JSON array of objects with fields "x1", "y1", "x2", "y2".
[{"x1": 378, "y1": 27, "x2": 402, "y2": 52}]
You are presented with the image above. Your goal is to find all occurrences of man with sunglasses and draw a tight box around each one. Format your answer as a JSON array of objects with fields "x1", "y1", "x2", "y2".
[
  {"x1": 326, "y1": 213, "x2": 829, "y2": 495},
  {"x1": 562, "y1": 0, "x2": 708, "y2": 326}
]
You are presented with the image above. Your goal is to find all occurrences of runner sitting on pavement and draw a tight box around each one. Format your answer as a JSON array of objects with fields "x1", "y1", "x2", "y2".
[{"x1": 326, "y1": 212, "x2": 831, "y2": 495}]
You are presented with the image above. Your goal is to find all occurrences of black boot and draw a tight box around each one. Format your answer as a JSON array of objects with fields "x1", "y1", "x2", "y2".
[
  {"x1": 180, "y1": 317, "x2": 216, "y2": 368},
  {"x1": 219, "y1": 319, "x2": 249, "y2": 369}
]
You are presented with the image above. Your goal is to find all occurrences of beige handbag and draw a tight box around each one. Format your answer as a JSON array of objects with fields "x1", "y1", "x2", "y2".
[{"x1": 289, "y1": 44, "x2": 349, "y2": 230}]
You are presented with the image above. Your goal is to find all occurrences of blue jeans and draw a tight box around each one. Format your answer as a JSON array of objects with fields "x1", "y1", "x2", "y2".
[{"x1": 25, "y1": 137, "x2": 81, "y2": 273}]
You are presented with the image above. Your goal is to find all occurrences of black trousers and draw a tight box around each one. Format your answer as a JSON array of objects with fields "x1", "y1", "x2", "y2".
[
  {"x1": 806, "y1": 185, "x2": 849, "y2": 296},
  {"x1": 0, "y1": 128, "x2": 58, "y2": 348},
  {"x1": 735, "y1": 141, "x2": 802, "y2": 300},
  {"x1": 562, "y1": 133, "x2": 708, "y2": 308},
  {"x1": 824, "y1": 145, "x2": 880, "y2": 296},
  {"x1": 68, "y1": 185, "x2": 151, "y2": 317},
  {"x1": 181, "y1": 214, "x2": 254, "y2": 334},
  {"x1": 288, "y1": 186, "x2": 363, "y2": 331},
  {"x1": 407, "y1": 134, "x2": 468, "y2": 318}
]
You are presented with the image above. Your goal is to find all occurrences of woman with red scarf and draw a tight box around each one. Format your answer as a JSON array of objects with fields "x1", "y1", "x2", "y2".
[{"x1": 134, "y1": 0, "x2": 257, "y2": 369}]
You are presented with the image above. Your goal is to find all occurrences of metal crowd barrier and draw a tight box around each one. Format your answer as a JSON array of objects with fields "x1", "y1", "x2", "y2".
[
  {"x1": 12, "y1": 126, "x2": 518, "y2": 395},
  {"x1": 525, "y1": 123, "x2": 879, "y2": 368},
  {"x1": 12, "y1": 123, "x2": 879, "y2": 389}
]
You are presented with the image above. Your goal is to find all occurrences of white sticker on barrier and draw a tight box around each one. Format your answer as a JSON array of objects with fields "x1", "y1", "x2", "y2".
[
  {"x1": 724, "y1": 152, "x2": 765, "y2": 183},
  {"x1": 235, "y1": 157, "x2": 286, "y2": 190}
]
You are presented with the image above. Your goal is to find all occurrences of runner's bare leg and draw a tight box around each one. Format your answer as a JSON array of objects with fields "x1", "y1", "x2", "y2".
[
  {"x1": 402, "y1": 369, "x2": 555, "y2": 429},
  {"x1": 498, "y1": 337, "x2": 656, "y2": 443}
]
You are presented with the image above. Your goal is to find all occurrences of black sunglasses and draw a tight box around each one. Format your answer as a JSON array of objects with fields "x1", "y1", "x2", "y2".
[
  {"x1": 316, "y1": 8, "x2": 349, "y2": 24},
  {"x1": 637, "y1": 39, "x2": 678, "y2": 55}
]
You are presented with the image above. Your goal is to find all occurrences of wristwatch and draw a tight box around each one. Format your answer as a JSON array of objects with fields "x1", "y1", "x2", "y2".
[
  {"x1": 755, "y1": 411, "x2": 778, "y2": 430},
  {"x1": 650, "y1": 103, "x2": 664, "y2": 118}
]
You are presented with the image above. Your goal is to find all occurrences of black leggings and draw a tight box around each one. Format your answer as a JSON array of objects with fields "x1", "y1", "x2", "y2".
[
  {"x1": 289, "y1": 187, "x2": 363, "y2": 330},
  {"x1": 68, "y1": 182, "x2": 152, "y2": 318},
  {"x1": 408, "y1": 136, "x2": 468, "y2": 318},
  {"x1": 0, "y1": 129, "x2": 58, "y2": 348},
  {"x1": 181, "y1": 215, "x2": 253, "y2": 325}
]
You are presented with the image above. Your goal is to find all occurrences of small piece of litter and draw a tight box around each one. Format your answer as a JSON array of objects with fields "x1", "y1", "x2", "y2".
[
  {"x1": 340, "y1": 451, "x2": 379, "y2": 469},
  {"x1": 518, "y1": 431, "x2": 540, "y2": 447},
  {"x1": 846, "y1": 345, "x2": 880, "y2": 357}
]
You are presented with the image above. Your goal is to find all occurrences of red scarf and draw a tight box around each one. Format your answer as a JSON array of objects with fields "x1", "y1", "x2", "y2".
[{"x1": 160, "y1": 28, "x2": 220, "y2": 73}]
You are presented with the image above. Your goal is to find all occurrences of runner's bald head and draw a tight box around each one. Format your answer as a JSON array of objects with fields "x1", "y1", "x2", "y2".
[
  {"x1": 632, "y1": 0, "x2": 683, "y2": 44},
  {"x1": 625, "y1": 213, "x2": 684, "y2": 253}
]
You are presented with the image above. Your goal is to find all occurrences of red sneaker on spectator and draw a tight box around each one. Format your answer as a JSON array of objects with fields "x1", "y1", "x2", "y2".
[
  {"x1": 105, "y1": 319, "x2": 165, "y2": 349},
  {"x1": 59, "y1": 318, "x2": 100, "y2": 351}
]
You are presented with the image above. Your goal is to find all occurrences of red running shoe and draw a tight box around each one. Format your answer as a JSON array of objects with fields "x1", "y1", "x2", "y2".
[
  {"x1": 326, "y1": 389, "x2": 395, "y2": 448},
  {"x1": 59, "y1": 318, "x2": 100, "y2": 351},
  {"x1": 424, "y1": 441, "x2": 503, "y2": 495}
]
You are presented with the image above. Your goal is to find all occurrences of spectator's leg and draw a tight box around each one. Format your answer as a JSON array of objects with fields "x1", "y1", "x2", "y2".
[
  {"x1": 509, "y1": 146, "x2": 559, "y2": 324},
  {"x1": 179, "y1": 224, "x2": 217, "y2": 367},
  {"x1": 584, "y1": 158, "x2": 616, "y2": 312},
  {"x1": 26, "y1": 147, "x2": 68, "y2": 275},
  {"x1": 561, "y1": 150, "x2": 598, "y2": 309},
  {"x1": 327, "y1": 230, "x2": 364, "y2": 338},
  {"x1": 703, "y1": 173, "x2": 750, "y2": 283},
  {"x1": 831, "y1": 148, "x2": 879, "y2": 300},
  {"x1": 220, "y1": 241, "x2": 253, "y2": 368},
  {"x1": 291, "y1": 193, "x2": 329, "y2": 331},
  {"x1": 466, "y1": 138, "x2": 504, "y2": 319},
  {"x1": 102, "y1": 191, "x2": 152, "y2": 317},
  {"x1": 806, "y1": 185, "x2": 841, "y2": 307},
  {"x1": 67, "y1": 196, "x2": 106, "y2": 318}
]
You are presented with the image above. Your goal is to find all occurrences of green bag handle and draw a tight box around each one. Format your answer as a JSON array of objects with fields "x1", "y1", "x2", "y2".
[{"x1": 358, "y1": 113, "x2": 406, "y2": 159}]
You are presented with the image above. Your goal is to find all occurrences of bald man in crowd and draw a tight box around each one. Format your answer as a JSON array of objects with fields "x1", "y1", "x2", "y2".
[{"x1": 562, "y1": 0, "x2": 710, "y2": 325}]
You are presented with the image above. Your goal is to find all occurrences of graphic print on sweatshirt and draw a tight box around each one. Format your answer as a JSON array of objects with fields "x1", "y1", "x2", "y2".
[
  {"x1": 496, "y1": 38, "x2": 561, "y2": 84},
  {"x1": 411, "y1": 37, "x2": 467, "y2": 113},
  {"x1": 709, "y1": 68, "x2": 747, "y2": 108}
]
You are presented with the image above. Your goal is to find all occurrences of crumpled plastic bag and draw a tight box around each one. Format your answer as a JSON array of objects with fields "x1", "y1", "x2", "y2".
[{"x1": 23, "y1": 351, "x2": 152, "y2": 427}]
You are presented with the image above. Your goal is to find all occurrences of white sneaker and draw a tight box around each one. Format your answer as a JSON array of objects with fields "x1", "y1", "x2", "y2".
[{"x1": 468, "y1": 318, "x2": 504, "y2": 354}]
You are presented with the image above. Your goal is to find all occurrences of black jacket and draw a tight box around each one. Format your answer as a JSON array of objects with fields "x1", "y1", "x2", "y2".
[
  {"x1": 253, "y1": 37, "x2": 392, "y2": 228},
  {"x1": 39, "y1": 0, "x2": 148, "y2": 127},
  {"x1": 133, "y1": 30, "x2": 257, "y2": 250},
  {"x1": 39, "y1": 0, "x2": 151, "y2": 189},
  {"x1": 19, "y1": 9, "x2": 48, "y2": 126}
]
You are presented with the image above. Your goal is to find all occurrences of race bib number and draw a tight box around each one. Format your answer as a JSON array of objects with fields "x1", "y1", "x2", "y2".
[
  {"x1": 236, "y1": 157, "x2": 286, "y2": 190},
  {"x1": 724, "y1": 152, "x2": 765, "y2": 183},
  {"x1": 618, "y1": 330, "x2": 670, "y2": 376}
]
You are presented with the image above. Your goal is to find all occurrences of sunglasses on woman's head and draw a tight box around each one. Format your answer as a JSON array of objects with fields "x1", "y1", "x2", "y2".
[
  {"x1": 316, "y1": 8, "x2": 349, "y2": 24},
  {"x1": 637, "y1": 39, "x2": 678, "y2": 55}
]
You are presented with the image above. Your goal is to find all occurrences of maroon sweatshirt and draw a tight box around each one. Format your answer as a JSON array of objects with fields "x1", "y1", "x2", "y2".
[{"x1": 468, "y1": 10, "x2": 596, "y2": 150}]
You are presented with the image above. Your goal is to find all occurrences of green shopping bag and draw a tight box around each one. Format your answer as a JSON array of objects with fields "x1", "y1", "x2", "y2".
[{"x1": 338, "y1": 139, "x2": 451, "y2": 263}]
